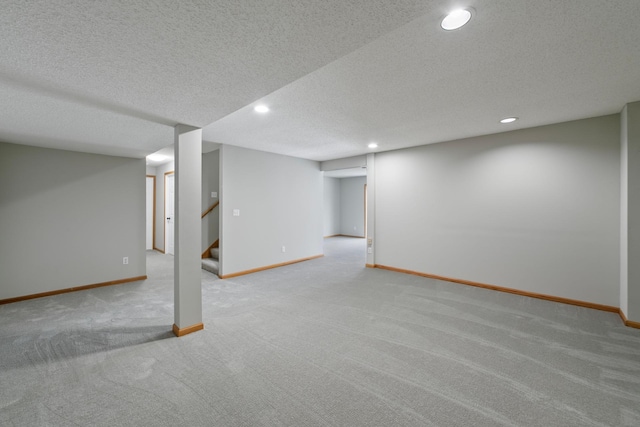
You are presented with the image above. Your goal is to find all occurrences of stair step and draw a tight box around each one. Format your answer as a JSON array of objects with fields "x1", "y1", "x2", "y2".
[
  {"x1": 201, "y1": 258, "x2": 219, "y2": 275},
  {"x1": 210, "y1": 247, "x2": 219, "y2": 260}
]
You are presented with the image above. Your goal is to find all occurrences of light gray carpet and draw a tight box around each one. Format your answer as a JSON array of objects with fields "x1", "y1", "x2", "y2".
[{"x1": 1, "y1": 237, "x2": 639, "y2": 426}]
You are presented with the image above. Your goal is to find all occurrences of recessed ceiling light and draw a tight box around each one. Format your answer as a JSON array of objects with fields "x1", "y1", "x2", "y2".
[
  {"x1": 147, "y1": 154, "x2": 166, "y2": 162},
  {"x1": 500, "y1": 117, "x2": 518, "y2": 124},
  {"x1": 254, "y1": 105, "x2": 269, "y2": 113},
  {"x1": 441, "y1": 9, "x2": 472, "y2": 31},
  {"x1": 368, "y1": 142, "x2": 378, "y2": 149}
]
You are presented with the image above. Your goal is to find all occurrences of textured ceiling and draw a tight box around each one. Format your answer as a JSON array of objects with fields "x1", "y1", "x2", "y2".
[
  {"x1": 0, "y1": 0, "x2": 429, "y2": 157},
  {"x1": 204, "y1": 0, "x2": 640, "y2": 161},
  {"x1": 1, "y1": 0, "x2": 639, "y2": 160}
]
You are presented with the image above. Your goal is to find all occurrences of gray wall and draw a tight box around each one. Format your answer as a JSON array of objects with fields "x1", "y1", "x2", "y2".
[
  {"x1": 340, "y1": 176, "x2": 366, "y2": 237},
  {"x1": 220, "y1": 145, "x2": 323, "y2": 276},
  {"x1": 0, "y1": 142, "x2": 145, "y2": 300},
  {"x1": 201, "y1": 149, "x2": 220, "y2": 253},
  {"x1": 374, "y1": 115, "x2": 620, "y2": 307},
  {"x1": 323, "y1": 176, "x2": 341, "y2": 236}
]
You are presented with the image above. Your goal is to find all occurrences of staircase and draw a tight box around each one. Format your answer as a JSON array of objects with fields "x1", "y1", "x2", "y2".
[
  {"x1": 201, "y1": 199, "x2": 220, "y2": 276},
  {"x1": 201, "y1": 246, "x2": 219, "y2": 275}
]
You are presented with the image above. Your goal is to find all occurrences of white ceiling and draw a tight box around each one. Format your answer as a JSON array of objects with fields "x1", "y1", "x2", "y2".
[{"x1": 1, "y1": 1, "x2": 639, "y2": 161}]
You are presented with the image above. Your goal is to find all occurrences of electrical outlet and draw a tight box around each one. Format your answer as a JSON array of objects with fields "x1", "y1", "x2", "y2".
[
  {"x1": 367, "y1": 248, "x2": 372, "y2": 254},
  {"x1": 233, "y1": 209, "x2": 240, "y2": 216},
  {"x1": 123, "y1": 257, "x2": 129, "y2": 265},
  {"x1": 353, "y1": 225, "x2": 357, "y2": 231},
  {"x1": 281, "y1": 246, "x2": 286, "y2": 253},
  {"x1": 211, "y1": 191, "x2": 217, "y2": 198}
]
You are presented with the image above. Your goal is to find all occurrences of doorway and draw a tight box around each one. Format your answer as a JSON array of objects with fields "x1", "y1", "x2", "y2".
[
  {"x1": 146, "y1": 175, "x2": 156, "y2": 250},
  {"x1": 165, "y1": 172, "x2": 175, "y2": 255}
]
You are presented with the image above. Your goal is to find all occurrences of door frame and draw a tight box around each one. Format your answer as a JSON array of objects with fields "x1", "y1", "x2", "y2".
[
  {"x1": 146, "y1": 175, "x2": 156, "y2": 250},
  {"x1": 164, "y1": 171, "x2": 175, "y2": 255}
]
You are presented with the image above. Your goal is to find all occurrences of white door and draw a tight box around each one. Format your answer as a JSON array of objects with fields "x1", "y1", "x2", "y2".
[
  {"x1": 146, "y1": 176, "x2": 154, "y2": 250},
  {"x1": 165, "y1": 173, "x2": 175, "y2": 255}
]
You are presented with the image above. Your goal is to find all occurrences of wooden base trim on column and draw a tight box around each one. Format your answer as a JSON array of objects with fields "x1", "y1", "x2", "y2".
[
  {"x1": 626, "y1": 320, "x2": 640, "y2": 329},
  {"x1": 173, "y1": 323, "x2": 204, "y2": 337},
  {"x1": 619, "y1": 310, "x2": 640, "y2": 329},
  {"x1": 219, "y1": 254, "x2": 323, "y2": 279},
  {"x1": 0, "y1": 276, "x2": 148, "y2": 305},
  {"x1": 365, "y1": 263, "x2": 376, "y2": 269}
]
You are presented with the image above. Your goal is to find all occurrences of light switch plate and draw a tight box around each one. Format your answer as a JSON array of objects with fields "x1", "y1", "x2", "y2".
[
  {"x1": 211, "y1": 192, "x2": 217, "y2": 198},
  {"x1": 233, "y1": 209, "x2": 240, "y2": 217}
]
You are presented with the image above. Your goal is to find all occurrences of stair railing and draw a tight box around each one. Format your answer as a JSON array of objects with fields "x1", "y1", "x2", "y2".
[
  {"x1": 201, "y1": 201, "x2": 220, "y2": 258},
  {"x1": 201, "y1": 201, "x2": 219, "y2": 219}
]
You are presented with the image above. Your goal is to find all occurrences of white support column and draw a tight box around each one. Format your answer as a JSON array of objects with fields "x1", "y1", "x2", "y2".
[
  {"x1": 218, "y1": 145, "x2": 226, "y2": 277},
  {"x1": 173, "y1": 124, "x2": 203, "y2": 337},
  {"x1": 366, "y1": 153, "x2": 375, "y2": 268},
  {"x1": 621, "y1": 102, "x2": 640, "y2": 327}
]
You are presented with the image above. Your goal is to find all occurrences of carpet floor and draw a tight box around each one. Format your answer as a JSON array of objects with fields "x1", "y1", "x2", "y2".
[{"x1": 1, "y1": 237, "x2": 639, "y2": 426}]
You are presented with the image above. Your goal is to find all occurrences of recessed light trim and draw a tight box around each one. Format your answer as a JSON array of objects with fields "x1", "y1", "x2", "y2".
[
  {"x1": 254, "y1": 105, "x2": 269, "y2": 113},
  {"x1": 368, "y1": 142, "x2": 378, "y2": 149},
  {"x1": 441, "y1": 9, "x2": 472, "y2": 31},
  {"x1": 500, "y1": 117, "x2": 518, "y2": 124},
  {"x1": 147, "y1": 154, "x2": 166, "y2": 162}
]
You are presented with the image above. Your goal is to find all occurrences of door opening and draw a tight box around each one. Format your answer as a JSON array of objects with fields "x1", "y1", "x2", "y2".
[
  {"x1": 146, "y1": 175, "x2": 156, "y2": 250},
  {"x1": 165, "y1": 172, "x2": 175, "y2": 255}
]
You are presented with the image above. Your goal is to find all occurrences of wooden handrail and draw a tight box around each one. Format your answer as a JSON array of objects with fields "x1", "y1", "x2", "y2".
[{"x1": 201, "y1": 201, "x2": 219, "y2": 219}]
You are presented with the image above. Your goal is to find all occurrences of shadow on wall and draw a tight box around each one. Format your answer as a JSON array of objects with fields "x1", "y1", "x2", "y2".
[{"x1": 0, "y1": 143, "x2": 141, "y2": 208}]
